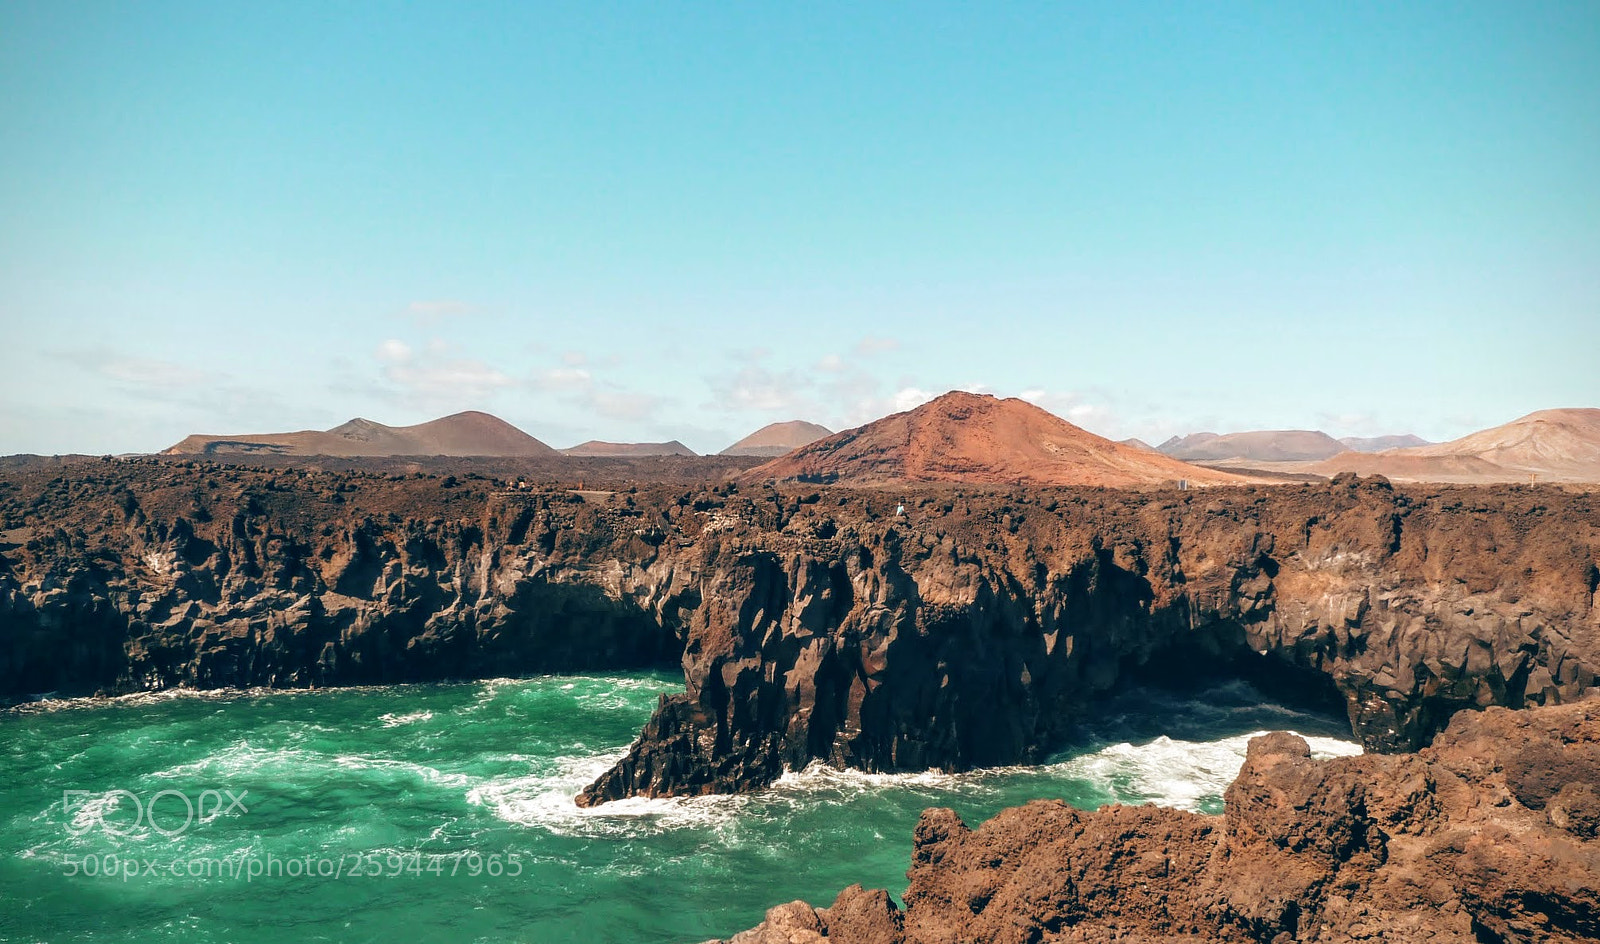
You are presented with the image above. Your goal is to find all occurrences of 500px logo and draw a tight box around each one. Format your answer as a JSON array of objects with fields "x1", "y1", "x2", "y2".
[{"x1": 63, "y1": 789, "x2": 248, "y2": 838}]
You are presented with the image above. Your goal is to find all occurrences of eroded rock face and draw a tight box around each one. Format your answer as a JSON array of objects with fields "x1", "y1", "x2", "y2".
[
  {"x1": 1, "y1": 459, "x2": 1597, "y2": 811},
  {"x1": 0, "y1": 462, "x2": 691, "y2": 695},
  {"x1": 711, "y1": 700, "x2": 1600, "y2": 944},
  {"x1": 578, "y1": 474, "x2": 1600, "y2": 804}
]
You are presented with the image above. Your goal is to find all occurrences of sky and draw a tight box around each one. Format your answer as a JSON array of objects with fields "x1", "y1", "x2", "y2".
[{"x1": 2, "y1": 1, "x2": 1597, "y2": 455}]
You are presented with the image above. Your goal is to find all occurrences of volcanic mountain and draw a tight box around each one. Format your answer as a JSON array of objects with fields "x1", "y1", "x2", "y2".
[
  {"x1": 1338, "y1": 434, "x2": 1430, "y2": 452},
  {"x1": 720, "y1": 420, "x2": 834, "y2": 457},
  {"x1": 560, "y1": 440, "x2": 697, "y2": 457},
  {"x1": 1158, "y1": 429, "x2": 1346, "y2": 463},
  {"x1": 1314, "y1": 408, "x2": 1600, "y2": 483},
  {"x1": 162, "y1": 411, "x2": 556, "y2": 457},
  {"x1": 742, "y1": 392, "x2": 1241, "y2": 487}
]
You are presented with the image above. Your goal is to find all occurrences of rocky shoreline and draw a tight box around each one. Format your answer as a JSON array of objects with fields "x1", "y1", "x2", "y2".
[
  {"x1": 1, "y1": 458, "x2": 1597, "y2": 809},
  {"x1": 712, "y1": 698, "x2": 1600, "y2": 943}
]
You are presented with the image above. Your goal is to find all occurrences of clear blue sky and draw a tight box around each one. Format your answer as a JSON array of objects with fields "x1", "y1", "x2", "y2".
[{"x1": 2, "y1": 1, "x2": 1597, "y2": 454}]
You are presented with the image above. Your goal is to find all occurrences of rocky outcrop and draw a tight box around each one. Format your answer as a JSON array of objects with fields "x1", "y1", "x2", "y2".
[
  {"x1": 712, "y1": 698, "x2": 1600, "y2": 943},
  {"x1": 577, "y1": 473, "x2": 1600, "y2": 804},
  {"x1": 2, "y1": 459, "x2": 1598, "y2": 813},
  {"x1": 0, "y1": 460, "x2": 684, "y2": 696}
]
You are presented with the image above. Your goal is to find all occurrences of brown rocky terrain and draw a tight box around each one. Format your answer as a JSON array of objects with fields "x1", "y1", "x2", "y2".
[
  {"x1": 6, "y1": 455, "x2": 1596, "y2": 942},
  {"x1": 713, "y1": 698, "x2": 1600, "y2": 944},
  {"x1": 722, "y1": 421, "x2": 835, "y2": 457},
  {"x1": 576, "y1": 470, "x2": 1600, "y2": 805},
  {"x1": 5, "y1": 455, "x2": 1594, "y2": 801},
  {"x1": 745, "y1": 392, "x2": 1242, "y2": 487},
  {"x1": 101, "y1": 451, "x2": 761, "y2": 487},
  {"x1": 561, "y1": 440, "x2": 698, "y2": 457},
  {"x1": 163, "y1": 410, "x2": 556, "y2": 458},
  {"x1": 1159, "y1": 430, "x2": 1347, "y2": 463},
  {"x1": 1312, "y1": 409, "x2": 1600, "y2": 484}
]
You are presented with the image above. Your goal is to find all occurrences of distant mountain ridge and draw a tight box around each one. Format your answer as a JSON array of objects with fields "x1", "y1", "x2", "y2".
[
  {"x1": 1313, "y1": 408, "x2": 1600, "y2": 483},
  {"x1": 155, "y1": 406, "x2": 1600, "y2": 484},
  {"x1": 1339, "y1": 434, "x2": 1431, "y2": 453},
  {"x1": 721, "y1": 421, "x2": 833, "y2": 457},
  {"x1": 162, "y1": 411, "x2": 556, "y2": 457},
  {"x1": 1158, "y1": 430, "x2": 1346, "y2": 463},
  {"x1": 743, "y1": 392, "x2": 1241, "y2": 487},
  {"x1": 561, "y1": 440, "x2": 697, "y2": 457}
]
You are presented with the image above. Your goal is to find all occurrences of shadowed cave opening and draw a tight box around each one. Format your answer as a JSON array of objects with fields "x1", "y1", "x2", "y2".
[{"x1": 1083, "y1": 631, "x2": 1354, "y2": 747}]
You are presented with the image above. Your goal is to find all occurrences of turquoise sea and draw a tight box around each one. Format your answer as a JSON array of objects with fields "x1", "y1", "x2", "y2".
[{"x1": 0, "y1": 672, "x2": 1359, "y2": 943}]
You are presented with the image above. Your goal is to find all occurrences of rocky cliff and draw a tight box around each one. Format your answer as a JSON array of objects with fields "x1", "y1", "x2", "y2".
[
  {"x1": 0, "y1": 459, "x2": 683, "y2": 695},
  {"x1": 575, "y1": 472, "x2": 1600, "y2": 805},
  {"x1": 1, "y1": 458, "x2": 1597, "y2": 811},
  {"x1": 713, "y1": 698, "x2": 1600, "y2": 943}
]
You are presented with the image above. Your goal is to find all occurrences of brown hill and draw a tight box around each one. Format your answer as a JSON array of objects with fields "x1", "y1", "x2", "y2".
[
  {"x1": 1313, "y1": 408, "x2": 1600, "y2": 483},
  {"x1": 721, "y1": 420, "x2": 834, "y2": 457},
  {"x1": 742, "y1": 392, "x2": 1242, "y2": 487},
  {"x1": 1338, "y1": 434, "x2": 1430, "y2": 452},
  {"x1": 162, "y1": 411, "x2": 556, "y2": 457},
  {"x1": 560, "y1": 440, "x2": 697, "y2": 457},
  {"x1": 1159, "y1": 429, "x2": 1346, "y2": 463}
]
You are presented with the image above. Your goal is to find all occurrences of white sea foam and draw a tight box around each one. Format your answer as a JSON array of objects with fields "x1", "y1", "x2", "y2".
[
  {"x1": 769, "y1": 762, "x2": 978, "y2": 800},
  {"x1": 11, "y1": 674, "x2": 679, "y2": 715},
  {"x1": 464, "y1": 726, "x2": 1362, "y2": 841},
  {"x1": 144, "y1": 740, "x2": 474, "y2": 791},
  {"x1": 1040, "y1": 730, "x2": 1363, "y2": 811},
  {"x1": 9, "y1": 686, "x2": 278, "y2": 713},
  {"x1": 453, "y1": 674, "x2": 679, "y2": 715},
  {"x1": 331, "y1": 754, "x2": 474, "y2": 788},
  {"x1": 378, "y1": 710, "x2": 434, "y2": 728},
  {"x1": 465, "y1": 749, "x2": 752, "y2": 839},
  {"x1": 19, "y1": 676, "x2": 1361, "y2": 851},
  {"x1": 151, "y1": 741, "x2": 307, "y2": 779},
  {"x1": 761, "y1": 729, "x2": 1362, "y2": 813}
]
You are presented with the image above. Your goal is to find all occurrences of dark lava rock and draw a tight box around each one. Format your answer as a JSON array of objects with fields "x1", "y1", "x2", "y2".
[
  {"x1": 1, "y1": 457, "x2": 1597, "y2": 814},
  {"x1": 710, "y1": 699, "x2": 1600, "y2": 943}
]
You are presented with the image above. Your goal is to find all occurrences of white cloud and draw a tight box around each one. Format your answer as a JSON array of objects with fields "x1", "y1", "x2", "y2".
[
  {"x1": 854, "y1": 336, "x2": 899, "y2": 356},
  {"x1": 521, "y1": 352, "x2": 667, "y2": 426},
  {"x1": 733, "y1": 369, "x2": 807, "y2": 411},
  {"x1": 68, "y1": 347, "x2": 218, "y2": 393},
  {"x1": 709, "y1": 365, "x2": 814, "y2": 414},
  {"x1": 1014, "y1": 389, "x2": 1119, "y2": 435},
  {"x1": 890, "y1": 386, "x2": 937, "y2": 412},
  {"x1": 533, "y1": 367, "x2": 593, "y2": 391},
  {"x1": 586, "y1": 389, "x2": 662, "y2": 421},
  {"x1": 54, "y1": 348, "x2": 296, "y2": 447},
  {"x1": 369, "y1": 336, "x2": 514, "y2": 406},
  {"x1": 383, "y1": 359, "x2": 514, "y2": 400},
  {"x1": 816, "y1": 353, "x2": 846, "y2": 372},
  {"x1": 96, "y1": 355, "x2": 211, "y2": 389},
  {"x1": 375, "y1": 339, "x2": 412, "y2": 363}
]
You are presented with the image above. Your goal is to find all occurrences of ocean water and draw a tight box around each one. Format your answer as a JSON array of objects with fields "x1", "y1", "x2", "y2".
[{"x1": 0, "y1": 673, "x2": 1359, "y2": 943}]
